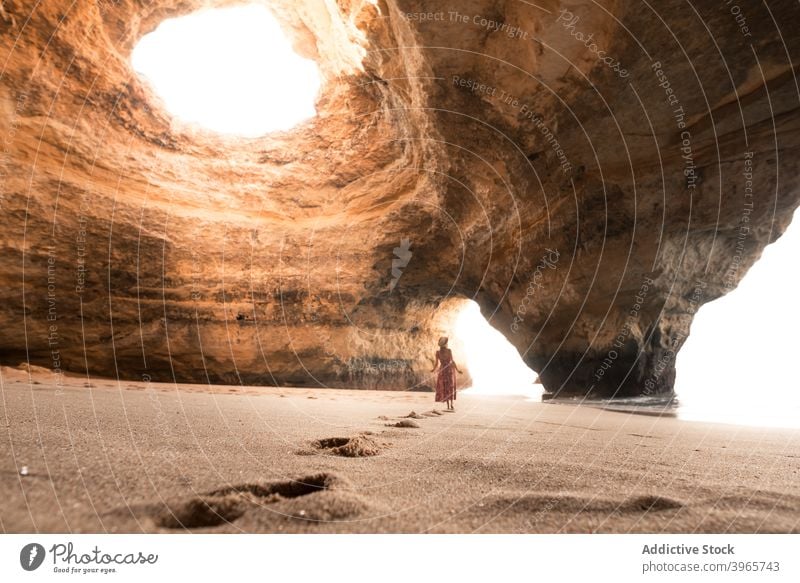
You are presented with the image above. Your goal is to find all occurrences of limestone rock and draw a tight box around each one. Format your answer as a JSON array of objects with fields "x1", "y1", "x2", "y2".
[{"x1": 1, "y1": 0, "x2": 799, "y2": 397}]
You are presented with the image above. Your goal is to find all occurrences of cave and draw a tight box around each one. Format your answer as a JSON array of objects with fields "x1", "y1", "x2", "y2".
[
  {"x1": 2, "y1": 0, "x2": 800, "y2": 402},
  {"x1": 4, "y1": 0, "x2": 800, "y2": 541}
]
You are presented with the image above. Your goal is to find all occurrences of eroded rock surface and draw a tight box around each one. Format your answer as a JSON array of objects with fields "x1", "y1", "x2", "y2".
[{"x1": 1, "y1": 0, "x2": 799, "y2": 397}]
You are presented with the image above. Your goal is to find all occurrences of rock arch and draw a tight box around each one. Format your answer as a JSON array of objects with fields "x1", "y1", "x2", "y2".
[{"x1": 1, "y1": 0, "x2": 799, "y2": 397}]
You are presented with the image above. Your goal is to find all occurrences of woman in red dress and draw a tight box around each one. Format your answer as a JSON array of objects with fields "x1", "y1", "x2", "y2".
[{"x1": 431, "y1": 336, "x2": 462, "y2": 411}]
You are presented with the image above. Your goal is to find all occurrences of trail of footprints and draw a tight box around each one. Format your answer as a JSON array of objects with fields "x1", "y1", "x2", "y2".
[
  {"x1": 305, "y1": 409, "x2": 446, "y2": 458},
  {"x1": 132, "y1": 409, "x2": 445, "y2": 530},
  {"x1": 118, "y1": 403, "x2": 800, "y2": 532},
  {"x1": 121, "y1": 406, "x2": 756, "y2": 531}
]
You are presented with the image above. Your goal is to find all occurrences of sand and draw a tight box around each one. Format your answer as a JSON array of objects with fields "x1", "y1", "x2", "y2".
[{"x1": 1, "y1": 365, "x2": 799, "y2": 533}]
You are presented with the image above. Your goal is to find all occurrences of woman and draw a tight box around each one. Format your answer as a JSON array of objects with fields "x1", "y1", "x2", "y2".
[{"x1": 431, "y1": 336, "x2": 462, "y2": 411}]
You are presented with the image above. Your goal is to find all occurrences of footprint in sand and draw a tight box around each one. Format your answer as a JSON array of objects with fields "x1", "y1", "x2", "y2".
[
  {"x1": 387, "y1": 420, "x2": 420, "y2": 428},
  {"x1": 305, "y1": 434, "x2": 388, "y2": 457},
  {"x1": 149, "y1": 472, "x2": 370, "y2": 529},
  {"x1": 474, "y1": 493, "x2": 685, "y2": 517},
  {"x1": 403, "y1": 411, "x2": 425, "y2": 419}
]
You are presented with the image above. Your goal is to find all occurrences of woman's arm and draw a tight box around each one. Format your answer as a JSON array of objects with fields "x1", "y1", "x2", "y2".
[
  {"x1": 430, "y1": 352, "x2": 439, "y2": 372},
  {"x1": 450, "y1": 352, "x2": 463, "y2": 374}
]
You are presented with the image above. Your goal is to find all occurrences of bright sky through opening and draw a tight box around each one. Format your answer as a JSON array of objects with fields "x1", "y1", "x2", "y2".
[
  {"x1": 131, "y1": 4, "x2": 321, "y2": 137},
  {"x1": 455, "y1": 301, "x2": 542, "y2": 398},
  {"x1": 676, "y1": 208, "x2": 800, "y2": 428}
]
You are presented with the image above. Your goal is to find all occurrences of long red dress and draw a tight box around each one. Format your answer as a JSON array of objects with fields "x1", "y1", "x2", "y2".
[{"x1": 434, "y1": 348, "x2": 457, "y2": 402}]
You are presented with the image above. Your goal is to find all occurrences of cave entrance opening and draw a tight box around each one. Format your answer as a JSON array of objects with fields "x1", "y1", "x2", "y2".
[
  {"x1": 131, "y1": 3, "x2": 321, "y2": 137},
  {"x1": 452, "y1": 300, "x2": 542, "y2": 398},
  {"x1": 675, "y1": 208, "x2": 800, "y2": 428}
]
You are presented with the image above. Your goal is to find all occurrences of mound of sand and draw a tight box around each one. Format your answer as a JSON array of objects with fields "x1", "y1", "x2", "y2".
[
  {"x1": 3, "y1": 363, "x2": 53, "y2": 377},
  {"x1": 272, "y1": 490, "x2": 375, "y2": 521}
]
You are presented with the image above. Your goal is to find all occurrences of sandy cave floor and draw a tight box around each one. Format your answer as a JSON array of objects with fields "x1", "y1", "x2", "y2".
[{"x1": 1, "y1": 366, "x2": 798, "y2": 534}]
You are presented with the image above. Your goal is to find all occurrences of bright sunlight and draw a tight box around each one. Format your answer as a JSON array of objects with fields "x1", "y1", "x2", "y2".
[
  {"x1": 676, "y1": 209, "x2": 800, "y2": 428},
  {"x1": 454, "y1": 301, "x2": 542, "y2": 398},
  {"x1": 131, "y1": 4, "x2": 321, "y2": 137}
]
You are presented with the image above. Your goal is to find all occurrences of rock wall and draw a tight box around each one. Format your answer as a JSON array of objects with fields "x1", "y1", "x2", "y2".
[{"x1": 1, "y1": 0, "x2": 799, "y2": 396}]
